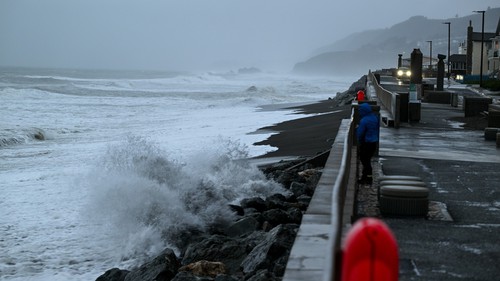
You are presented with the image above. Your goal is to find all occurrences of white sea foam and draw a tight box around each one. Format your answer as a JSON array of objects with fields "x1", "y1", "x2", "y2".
[{"x1": 82, "y1": 136, "x2": 287, "y2": 268}]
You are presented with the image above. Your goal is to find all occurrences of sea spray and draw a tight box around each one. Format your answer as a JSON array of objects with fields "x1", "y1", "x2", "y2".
[{"x1": 83, "y1": 136, "x2": 288, "y2": 267}]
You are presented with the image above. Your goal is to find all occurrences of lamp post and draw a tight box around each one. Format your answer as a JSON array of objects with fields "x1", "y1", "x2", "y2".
[
  {"x1": 474, "y1": 10, "x2": 485, "y2": 87},
  {"x1": 442, "y1": 22, "x2": 451, "y2": 80},
  {"x1": 426, "y1": 40, "x2": 433, "y2": 71}
]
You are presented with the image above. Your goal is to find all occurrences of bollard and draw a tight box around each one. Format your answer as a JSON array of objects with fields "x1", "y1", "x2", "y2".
[
  {"x1": 436, "y1": 54, "x2": 446, "y2": 91},
  {"x1": 410, "y1": 49, "x2": 423, "y2": 85},
  {"x1": 450, "y1": 92, "x2": 458, "y2": 107},
  {"x1": 484, "y1": 128, "x2": 499, "y2": 141},
  {"x1": 341, "y1": 218, "x2": 399, "y2": 281}
]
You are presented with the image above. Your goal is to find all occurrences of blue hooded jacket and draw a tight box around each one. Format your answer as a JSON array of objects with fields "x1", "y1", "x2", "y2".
[{"x1": 357, "y1": 103, "x2": 379, "y2": 143}]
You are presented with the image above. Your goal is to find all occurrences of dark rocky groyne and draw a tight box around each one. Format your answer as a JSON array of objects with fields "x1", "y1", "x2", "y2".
[
  {"x1": 95, "y1": 76, "x2": 366, "y2": 281},
  {"x1": 96, "y1": 159, "x2": 322, "y2": 281}
]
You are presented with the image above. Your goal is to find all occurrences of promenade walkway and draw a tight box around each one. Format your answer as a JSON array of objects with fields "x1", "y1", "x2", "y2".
[
  {"x1": 283, "y1": 75, "x2": 500, "y2": 281},
  {"x1": 365, "y1": 77, "x2": 500, "y2": 280}
]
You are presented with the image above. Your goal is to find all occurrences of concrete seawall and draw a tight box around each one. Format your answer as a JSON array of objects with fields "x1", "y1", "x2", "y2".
[{"x1": 283, "y1": 117, "x2": 356, "y2": 281}]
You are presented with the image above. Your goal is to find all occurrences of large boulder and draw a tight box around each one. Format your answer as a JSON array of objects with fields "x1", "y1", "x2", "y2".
[
  {"x1": 95, "y1": 268, "x2": 130, "y2": 281},
  {"x1": 245, "y1": 269, "x2": 279, "y2": 281},
  {"x1": 289, "y1": 182, "x2": 307, "y2": 197},
  {"x1": 124, "y1": 249, "x2": 180, "y2": 281},
  {"x1": 261, "y1": 209, "x2": 290, "y2": 227},
  {"x1": 240, "y1": 224, "x2": 298, "y2": 274},
  {"x1": 170, "y1": 271, "x2": 212, "y2": 281},
  {"x1": 240, "y1": 197, "x2": 267, "y2": 212},
  {"x1": 178, "y1": 260, "x2": 227, "y2": 278},
  {"x1": 214, "y1": 275, "x2": 240, "y2": 281},
  {"x1": 181, "y1": 235, "x2": 248, "y2": 274},
  {"x1": 225, "y1": 216, "x2": 260, "y2": 237},
  {"x1": 286, "y1": 207, "x2": 303, "y2": 224},
  {"x1": 265, "y1": 194, "x2": 287, "y2": 210}
]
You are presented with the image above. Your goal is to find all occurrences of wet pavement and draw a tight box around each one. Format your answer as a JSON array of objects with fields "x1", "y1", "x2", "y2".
[
  {"x1": 379, "y1": 108, "x2": 500, "y2": 163},
  {"x1": 366, "y1": 77, "x2": 500, "y2": 280}
]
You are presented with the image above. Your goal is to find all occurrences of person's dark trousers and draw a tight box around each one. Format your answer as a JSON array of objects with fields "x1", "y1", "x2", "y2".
[{"x1": 359, "y1": 142, "x2": 378, "y2": 183}]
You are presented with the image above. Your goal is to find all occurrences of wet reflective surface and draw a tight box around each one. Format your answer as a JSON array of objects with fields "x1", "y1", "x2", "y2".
[{"x1": 379, "y1": 103, "x2": 500, "y2": 163}]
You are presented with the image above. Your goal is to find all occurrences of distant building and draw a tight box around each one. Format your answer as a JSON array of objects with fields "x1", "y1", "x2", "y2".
[
  {"x1": 466, "y1": 20, "x2": 496, "y2": 76},
  {"x1": 450, "y1": 54, "x2": 467, "y2": 76},
  {"x1": 458, "y1": 41, "x2": 467, "y2": 55},
  {"x1": 487, "y1": 18, "x2": 500, "y2": 77},
  {"x1": 422, "y1": 56, "x2": 438, "y2": 70}
]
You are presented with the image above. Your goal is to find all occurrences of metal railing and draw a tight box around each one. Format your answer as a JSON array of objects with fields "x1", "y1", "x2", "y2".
[
  {"x1": 369, "y1": 71, "x2": 401, "y2": 128},
  {"x1": 326, "y1": 117, "x2": 356, "y2": 281}
]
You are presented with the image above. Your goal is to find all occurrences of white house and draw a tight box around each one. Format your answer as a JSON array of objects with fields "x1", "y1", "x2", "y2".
[
  {"x1": 466, "y1": 20, "x2": 496, "y2": 76},
  {"x1": 487, "y1": 18, "x2": 500, "y2": 76}
]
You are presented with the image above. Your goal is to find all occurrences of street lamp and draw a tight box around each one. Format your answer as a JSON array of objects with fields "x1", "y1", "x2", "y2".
[
  {"x1": 474, "y1": 10, "x2": 485, "y2": 87},
  {"x1": 426, "y1": 40, "x2": 433, "y2": 71},
  {"x1": 442, "y1": 22, "x2": 451, "y2": 80}
]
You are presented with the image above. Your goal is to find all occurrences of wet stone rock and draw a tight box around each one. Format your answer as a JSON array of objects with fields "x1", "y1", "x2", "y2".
[
  {"x1": 95, "y1": 268, "x2": 130, "y2": 281},
  {"x1": 271, "y1": 255, "x2": 289, "y2": 277},
  {"x1": 181, "y1": 235, "x2": 248, "y2": 275},
  {"x1": 214, "y1": 275, "x2": 240, "y2": 281},
  {"x1": 265, "y1": 194, "x2": 287, "y2": 210},
  {"x1": 240, "y1": 224, "x2": 298, "y2": 274},
  {"x1": 178, "y1": 260, "x2": 227, "y2": 278},
  {"x1": 224, "y1": 217, "x2": 260, "y2": 237},
  {"x1": 296, "y1": 195, "x2": 312, "y2": 205},
  {"x1": 240, "y1": 197, "x2": 266, "y2": 212},
  {"x1": 286, "y1": 207, "x2": 303, "y2": 224},
  {"x1": 245, "y1": 269, "x2": 279, "y2": 281},
  {"x1": 171, "y1": 271, "x2": 213, "y2": 281},
  {"x1": 290, "y1": 181, "x2": 307, "y2": 197},
  {"x1": 124, "y1": 248, "x2": 179, "y2": 281},
  {"x1": 261, "y1": 209, "x2": 290, "y2": 227},
  {"x1": 228, "y1": 204, "x2": 244, "y2": 216}
]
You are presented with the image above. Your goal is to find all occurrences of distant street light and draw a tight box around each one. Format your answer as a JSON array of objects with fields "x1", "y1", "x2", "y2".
[
  {"x1": 442, "y1": 22, "x2": 451, "y2": 80},
  {"x1": 474, "y1": 10, "x2": 485, "y2": 87},
  {"x1": 426, "y1": 40, "x2": 433, "y2": 71}
]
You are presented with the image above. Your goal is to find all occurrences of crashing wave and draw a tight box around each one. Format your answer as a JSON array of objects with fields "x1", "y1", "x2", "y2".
[
  {"x1": 84, "y1": 136, "x2": 288, "y2": 263},
  {"x1": 0, "y1": 128, "x2": 47, "y2": 147}
]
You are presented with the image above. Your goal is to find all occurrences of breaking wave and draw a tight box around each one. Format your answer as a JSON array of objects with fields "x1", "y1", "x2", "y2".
[
  {"x1": 84, "y1": 136, "x2": 287, "y2": 266},
  {"x1": 0, "y1": 127, "x2": 48, "y2": 147}
]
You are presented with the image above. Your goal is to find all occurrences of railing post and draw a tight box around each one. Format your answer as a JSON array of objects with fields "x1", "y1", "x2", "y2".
[{"x1": 394, "y1": 94, "x2": 401, "y2": 129}]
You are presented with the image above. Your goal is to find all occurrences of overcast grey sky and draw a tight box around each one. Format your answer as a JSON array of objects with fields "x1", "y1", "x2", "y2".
[{"x1": 1, "y1": 0, "x2": 498, "y2": 72}]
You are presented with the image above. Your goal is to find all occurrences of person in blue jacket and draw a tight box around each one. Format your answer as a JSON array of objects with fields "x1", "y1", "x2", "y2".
[{"x1": 357, "y1": 103, "x2": 379, "y2": 184}]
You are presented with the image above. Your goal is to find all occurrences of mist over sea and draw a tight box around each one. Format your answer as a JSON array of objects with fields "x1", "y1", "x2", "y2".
[{"x1": 0, "y1": 67, "x2": 354, "y2": 280}]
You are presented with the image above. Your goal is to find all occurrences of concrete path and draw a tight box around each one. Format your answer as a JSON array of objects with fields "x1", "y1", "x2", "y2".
[
  {"x1": 377, "y1": 80, "x2": 500, "y2": 164},
  {"x1": 373, "y1": 83, "x2": 500, "y2": 280}
]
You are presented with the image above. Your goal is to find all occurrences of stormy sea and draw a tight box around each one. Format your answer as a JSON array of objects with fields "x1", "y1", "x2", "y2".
[{"x1": 0, "y1": 67, "x2": 354, "y2": 280}]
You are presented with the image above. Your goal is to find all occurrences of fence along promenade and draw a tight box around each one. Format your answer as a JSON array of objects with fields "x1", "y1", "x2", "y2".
[
  {"x1": 369, "y1": 70, "x2": 401, "y2": 128},
  {"x1": 282, "y1": 113, "x2": 356, "y2": 281}
]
